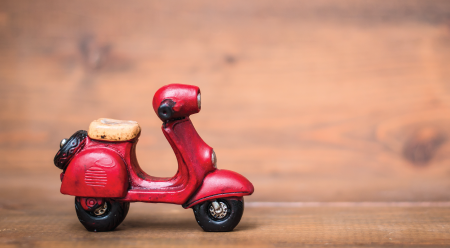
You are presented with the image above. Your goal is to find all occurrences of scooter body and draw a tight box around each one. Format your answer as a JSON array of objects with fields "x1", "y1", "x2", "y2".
[{"x1": 54, "y1": 84, "x2": 254, "y2": 232}]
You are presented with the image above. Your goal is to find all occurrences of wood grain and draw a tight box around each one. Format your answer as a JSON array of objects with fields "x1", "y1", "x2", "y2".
[
  {"x1": 1, "y1": 200, "x2": 450, "y2": 247},
  {"x1": 1, "y1": 0, "x2": 450, "y2": 245},
  {"x1": 1, "y1": 171, "x2": 449, "y2": 247},
  {"x1": 1, "y1": 0, "x2": 450, "y2": 202}
]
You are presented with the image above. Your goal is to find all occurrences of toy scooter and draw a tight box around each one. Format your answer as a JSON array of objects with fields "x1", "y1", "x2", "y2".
[{"x1": 53, "y1": 84, "x2": 254, "y2": 232}]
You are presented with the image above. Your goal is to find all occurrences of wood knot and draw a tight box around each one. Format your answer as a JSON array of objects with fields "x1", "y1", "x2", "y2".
[
  {"x1": 403, "y1": 127, "x2": 445, "y2": 166},
  {"x1": 78, "y1": 35, "x2": 111, "y2": 71},
  {"x1": 224, "y1": 55, "x2": 237, "y2": 65}
]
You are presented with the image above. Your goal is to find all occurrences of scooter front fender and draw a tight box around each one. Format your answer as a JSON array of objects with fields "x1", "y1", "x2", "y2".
[
  {"x1": 61, "y1": 148, "x2": 128, "y2": 198},
  {"x1": 182, "y1": 169, "x2": 254, "y2": 209}
]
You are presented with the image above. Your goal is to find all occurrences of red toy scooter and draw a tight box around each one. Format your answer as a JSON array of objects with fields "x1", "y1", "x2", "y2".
[{"x1": 53, "y1": 84, "x2": 254, "y2": 232}]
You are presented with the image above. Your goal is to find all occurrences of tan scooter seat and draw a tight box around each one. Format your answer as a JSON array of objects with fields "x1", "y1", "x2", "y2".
[{"x1": 88, "y1": 118, "x2": 141, "y2": 141}]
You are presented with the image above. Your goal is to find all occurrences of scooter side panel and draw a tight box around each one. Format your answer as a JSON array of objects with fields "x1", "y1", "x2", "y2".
[
  {"x1": 182, "y1": 169, "x2": 254, "y2": 208},
  {"x1": 61, "y1": 148, "x2": 128, "y2": 198}
]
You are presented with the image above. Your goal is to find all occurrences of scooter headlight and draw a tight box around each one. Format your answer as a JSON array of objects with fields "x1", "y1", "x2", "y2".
[
  {"x1": 211, "y1": 150, "x2": 217, "y2": 168},
  {"x1": 197, "y1": 92, "x2": 201, "y2": 110}
]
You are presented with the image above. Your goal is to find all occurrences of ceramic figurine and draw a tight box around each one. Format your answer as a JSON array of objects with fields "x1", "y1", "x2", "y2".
[{"x1": 53, "y1": 84, "x2": 254, "y2": 232}]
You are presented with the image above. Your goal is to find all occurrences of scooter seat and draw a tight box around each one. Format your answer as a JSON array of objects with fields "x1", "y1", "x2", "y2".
[{"x1": 88, "y1": 118, "x2": 141, "y2": 142}]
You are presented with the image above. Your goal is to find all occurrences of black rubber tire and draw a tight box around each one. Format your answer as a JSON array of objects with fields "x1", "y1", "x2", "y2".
[
  {"x1": 75, "y1": 198, "x2": 130, "y2": 232},
  {"x1": 192, "y1": 198, "x2": 244, "y2": 232}
]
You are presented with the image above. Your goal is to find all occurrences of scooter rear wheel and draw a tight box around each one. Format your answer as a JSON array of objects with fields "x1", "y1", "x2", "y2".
[
  {"x1": 192, "y1": 197, "x2": 244, "y2": 232},
  {"x1": 75, "y1": 198, "x2": 130, "y2": 232}
]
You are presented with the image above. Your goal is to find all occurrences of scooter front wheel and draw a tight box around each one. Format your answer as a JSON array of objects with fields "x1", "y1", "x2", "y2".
[
  {"x1": 75, "y1": 197, "x2": 130, "y2": 232},
  {"x1": 192, "y1": 197, "x2": 244, "y2": 232}
]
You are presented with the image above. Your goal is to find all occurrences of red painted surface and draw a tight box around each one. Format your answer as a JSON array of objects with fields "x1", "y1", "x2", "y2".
[
  {"x1": 182, "y1": 169, "x2": 254, "y2": 208},
  {"x1": 78, "y1": 197, "x2": 104, "y2": 211},
  {"x1": 152, "y1": 84, "x2": 200, "y2": 121},
  {"x1": 60, "y1": 141, "x2": 129, "y2": 198},
  {"x1": 58, "y1": 84, "x2": 253, "y2": 208},
  {"x1": 119, "y1": 117, "x2": 216, "y2": 204}
]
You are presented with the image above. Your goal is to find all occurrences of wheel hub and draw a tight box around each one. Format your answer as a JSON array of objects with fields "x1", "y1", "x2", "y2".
[
  {"x1": 209, "y1": 201, "x2": 227, "y2": 219},
  {"x1": 93, "y1": 202, "x2": 108, "y2": 216}
]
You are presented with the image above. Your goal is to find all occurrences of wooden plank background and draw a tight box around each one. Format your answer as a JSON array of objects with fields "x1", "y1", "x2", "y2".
[{"x1": 1, "y1": 0, "x2": 450, "y2": 246}]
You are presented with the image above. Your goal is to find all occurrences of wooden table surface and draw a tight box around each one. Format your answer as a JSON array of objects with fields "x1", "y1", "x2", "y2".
[
  {"x1": 2, "y1": 201, "x2": 450, "y2": 247},
  {"x1": 1, "y1": 0, "x2": 450, "y2": 246},
  {"x1": 1, "y1": 171, "x2": 450, "y2": 247}
]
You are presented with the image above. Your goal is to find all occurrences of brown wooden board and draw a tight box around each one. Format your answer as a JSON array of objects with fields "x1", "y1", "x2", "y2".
[
  {"x1": 1, "y1": 0, "x2": 450, "y2": 246},
  {"x1": 2, "y1": 201, "x2": 450, "y2": 247},
  {"x1": 1, "y1": 171, "x2": 450, "y2": 247},
  {"x1": 1, "y1": 0, "x2": 450, "y2": 201}
]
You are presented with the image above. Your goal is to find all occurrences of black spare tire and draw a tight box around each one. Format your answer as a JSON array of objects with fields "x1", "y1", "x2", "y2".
[{"x1": 54, "y1": 130, "x2": 87, "y2": 170}]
